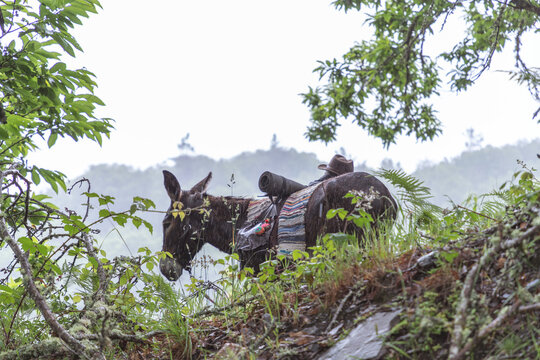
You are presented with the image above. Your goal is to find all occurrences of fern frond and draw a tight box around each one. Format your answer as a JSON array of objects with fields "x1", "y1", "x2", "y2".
[
  {"x1": 480, "y1": 189, "x2": 515, "y2": 205},
  {"x1": 375, "y1": 169, "x2": 429, "y2": 196},
  {"x1": 149, "y1": 274, "x2": 179, "y2": 310},
  {"x1": 375, "y1": 168, "x2": 441, "y2": 216},
  {"x1": 480, "y1": 200, "x2": 505, "y2": 219}
]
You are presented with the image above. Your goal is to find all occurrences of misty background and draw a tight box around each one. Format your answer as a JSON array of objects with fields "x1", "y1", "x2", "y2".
[{"x1": 51, "y1": 135, "x2": 540, "y2": 263}]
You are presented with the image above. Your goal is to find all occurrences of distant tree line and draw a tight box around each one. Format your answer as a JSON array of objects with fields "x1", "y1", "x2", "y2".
[
  {"x1": 50, "y1": 139, "x2": 540, "y2": 255},
  {"x1": 414, "y1": 139, "x2": 540, "y2": 206}
]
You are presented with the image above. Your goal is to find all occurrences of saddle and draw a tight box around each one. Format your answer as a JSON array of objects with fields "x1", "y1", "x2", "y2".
[{"x1": 236, "y1": 182, "x2": 320, "y2": 254}]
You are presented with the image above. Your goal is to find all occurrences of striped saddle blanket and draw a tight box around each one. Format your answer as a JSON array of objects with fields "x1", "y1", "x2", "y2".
[
  {"x1": 239, "y1": 184, "x2": 319, "y2": 254},
  {"x1": 276, "y1": 183, "x2": 319, "y2": 256}
]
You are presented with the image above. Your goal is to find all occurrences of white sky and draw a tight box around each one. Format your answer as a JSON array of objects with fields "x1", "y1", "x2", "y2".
[{"x1": 28, "y1": 0, "x2": 540, "y2": 178}]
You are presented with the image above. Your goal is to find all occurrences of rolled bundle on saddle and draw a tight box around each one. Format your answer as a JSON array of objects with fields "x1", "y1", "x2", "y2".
[{"x1": 258, "y1": 171, "x2": 307, "y2": 198}]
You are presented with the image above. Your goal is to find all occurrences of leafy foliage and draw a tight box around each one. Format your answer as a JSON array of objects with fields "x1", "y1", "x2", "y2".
[
  {"x1": 375, "y1": 168, "x2": 441, "y2": 216},
  {"x1": 0, "y1": 0, "x2": 113, "y2": 178},
  {"x1": 0, "y1": 1, "x2": 538, "y2": 358},
  {"x1": 0, "y1": 2, "x2": 169, "y2": 358},
  {"x1": 303, "y1": 0, "x2": 540, "y2": 146}
]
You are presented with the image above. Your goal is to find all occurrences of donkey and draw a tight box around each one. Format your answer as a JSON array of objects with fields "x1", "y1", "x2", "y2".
[{"x1": 159, "y1": 170, "x2": 397, "y2": 281}]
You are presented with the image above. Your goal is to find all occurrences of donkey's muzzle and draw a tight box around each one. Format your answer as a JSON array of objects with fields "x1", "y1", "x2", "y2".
[{"x1": 159, "y1": 257, "x2": 183, "y2": 281}]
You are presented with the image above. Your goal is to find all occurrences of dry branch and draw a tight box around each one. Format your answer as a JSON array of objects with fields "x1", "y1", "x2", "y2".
[
  {"x1": 453, "y1": 300, "x2": 540, "y2": 360},
  {"x1": 192, "y1": 291, "x2": 255, "y2": 319},
  {"x1": 74, "y1": 329, "x2": 164, "y2": 343},
  {"x1": 326, "y1": 287, "x2": 355, "y2": 332},
  {"x1": 0, "y1": 170, "x2": 105, "y2": 360},
  {"x1": 453, "y1": 301, "x2": 521, "y2": 360},
  {"x1": 80, "y1": 233, "x2": 108, "y2": 303}
]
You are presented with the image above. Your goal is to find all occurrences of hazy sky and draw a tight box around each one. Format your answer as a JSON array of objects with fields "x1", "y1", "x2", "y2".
[{"x1": 28, "y1": 0, "x2": 540, "y2": 178}]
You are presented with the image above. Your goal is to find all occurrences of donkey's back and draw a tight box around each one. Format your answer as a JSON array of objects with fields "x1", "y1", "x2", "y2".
[
  {"x1": 303, "y1": 171, "x2": 397, "y2": 248},
  {"x1": 242, "y1": 172, "x2": 396, "y2": 268}
]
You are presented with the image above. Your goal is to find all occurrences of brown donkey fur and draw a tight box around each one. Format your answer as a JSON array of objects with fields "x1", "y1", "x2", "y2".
[{"x1": 159, "y1": 170, "x2": 397, "y2": 281}]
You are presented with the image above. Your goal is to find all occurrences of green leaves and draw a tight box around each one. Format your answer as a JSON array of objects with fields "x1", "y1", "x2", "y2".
[
  {"x1": 31, "y1": 167, "x2": 66, "y2": 193},
  {"x1": 0, "y1": 2, "x2": 168, "y2": 355},
  {"x1": 304, "y1": 0, "x2": 539, "y2": 146},
  {"x1": 327, "y1": 190, "x2": 377, "y2": 231},
  {"x1": 85, "y1": 193, "x2": 155, "y2": 233},
  {"x1": 1, "y1": 0, "x2": 113, "y2": 172},
  {"x1": 326, "y1": 208, "x2": 349, "y2": 220},
  {"x1": 47, "y1": 132, "x2": 58, "y2": 148}
]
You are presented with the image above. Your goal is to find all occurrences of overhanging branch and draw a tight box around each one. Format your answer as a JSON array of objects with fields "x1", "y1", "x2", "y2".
[{"x1": 511, "y1": 0, "x2": 540, "y2": 16}]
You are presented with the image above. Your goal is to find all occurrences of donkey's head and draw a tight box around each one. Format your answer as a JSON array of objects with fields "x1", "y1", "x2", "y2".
[{"x1": 159, "y1": 170, "x2": 212, "y2": 281}]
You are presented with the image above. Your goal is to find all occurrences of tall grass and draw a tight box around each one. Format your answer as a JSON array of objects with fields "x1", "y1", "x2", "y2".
[{"x1": 152, "y1": 169, "x2": 461, "y2": 356}]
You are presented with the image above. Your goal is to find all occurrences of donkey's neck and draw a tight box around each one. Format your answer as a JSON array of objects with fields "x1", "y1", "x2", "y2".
[{"x1": 204, "y1": 195, "x2": 251, "y2": 254}]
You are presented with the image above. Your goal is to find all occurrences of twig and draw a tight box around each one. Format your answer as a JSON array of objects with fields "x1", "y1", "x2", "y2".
[
  {"x1": 80, "y1": 233, "x2": 108, "y2": 303},
  {"x1": 68, "y1": 178, "x2": 92, "y2": 222},
  {"x1": 457, "y1": 205, "x2": 496, "y2": 222},
  {"x1": 511, "y1": 0, "x2": 540, "y2": 16},
  {"x1": 518, "y1": 302, "x2": 540, "y2": 312},
  {"x1": 5, "y1": 291, "x2": 28, "y2": 347},
  {"x1": 251, "y1": 320, "x2": 276, "y2": 352},
  {"x1": 326, "y1": 288, "x2": 355, "y2": 332},
  {"x1": 74, "y1": 329, "x2": 164, "y2": 343},
  {"x1": 471, "y1": 0, "x2": 508, "y2": 81},
  {"x1": 0, "y1": 338, "x2": 71, "y2": 360},
  {"x1": 440, "y1": 1, "x2": 462, "y2": 31},
  {"x1": 418, "y1": 231, "x2": 436, "y2": 241},
  {"x1": 499, "y1": 223, "x2": 540, "y2": 251},
  {"x1": 192, "y1": 291, "x2": 254, "y2": 319}
]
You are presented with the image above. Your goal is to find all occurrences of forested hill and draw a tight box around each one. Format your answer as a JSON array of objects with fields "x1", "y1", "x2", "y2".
[
  {"x1": 60, "y1": 138, "x2": 540, "y2": 215},
  {"x1": 413, "y1": 139, "x2": 540, "y2": 206},
  {"x1": 59, "y1": 146, "x2": 354, "y2": 217}
]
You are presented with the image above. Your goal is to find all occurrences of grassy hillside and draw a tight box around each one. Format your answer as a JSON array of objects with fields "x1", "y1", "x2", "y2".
[
  {"x1": 1, "y1": 144, "x2": 539, "y2": 360},
  {"x1": 99, "y1": 164, "x2": 540, "y2": 359}
]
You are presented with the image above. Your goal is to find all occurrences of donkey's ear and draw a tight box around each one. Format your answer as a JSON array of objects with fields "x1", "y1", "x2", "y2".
[
  {"x1": 163, "y1": 170, "x2": 181, "y2": 201},
  {"x1": 191, "y1": 172, "x2": 212, "y2": 193}
]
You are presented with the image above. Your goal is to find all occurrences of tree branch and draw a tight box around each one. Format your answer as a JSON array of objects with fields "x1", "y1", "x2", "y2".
[
  {"x1": 454, "y1": 300, "x2": 540, "y2": 360},
  {"x1": 511, "y1": 0, "x2": 540, "y2": 15},
  {"x1": 0, "y1": 170, "x2": 104, "y2": 360},
  {"x1": 448, "y1": 221, "x2": 540, "y2": 359},
  {"x1": 453, "y1": 300, "x2": 522, "y2": 360},
  {"x1": 74, "y1": 329, "x2": 164, "y2": 343}
]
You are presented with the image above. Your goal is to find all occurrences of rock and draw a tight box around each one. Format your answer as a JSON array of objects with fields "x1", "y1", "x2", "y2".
[
  {"x1": 317, "y1": 309, "x2": 401, "y2": 360},
  {"x1": 417, "y1": 251, "x2": 438, "y2": 268},
  {"x1": 310, "y1": 342, "x2": 321, "y2": 353},
  {"x1": 240, "y1": 326, "x2": 255, "y2": 341},
  {"x1": 262, "y1": 313, "x2": 273, "y2": 325},
  {"x1": 525, "y1": 278, "x2": 540, "y2": 292},
  {"x1": 328, "y1": 323, "x2": 343, "y2": 336}
]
